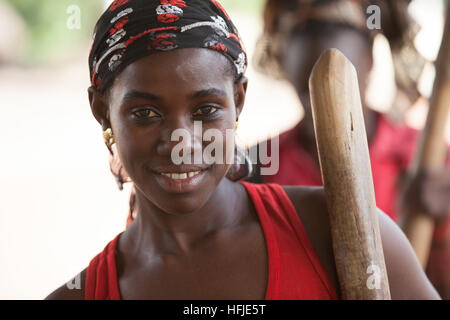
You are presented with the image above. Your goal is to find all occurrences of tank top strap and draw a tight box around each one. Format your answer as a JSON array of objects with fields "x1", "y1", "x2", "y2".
[
  {"x1": 85, "y1": 233, "x2": 122, "y2": 300},
  {"x1": 239, "y1": 182, "x2": 282, "y2": 299}
]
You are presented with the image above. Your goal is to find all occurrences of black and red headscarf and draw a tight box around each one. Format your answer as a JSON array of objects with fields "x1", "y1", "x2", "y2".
[{"x1": 89, "y1": 0, "x2": 247, "y2": 92}]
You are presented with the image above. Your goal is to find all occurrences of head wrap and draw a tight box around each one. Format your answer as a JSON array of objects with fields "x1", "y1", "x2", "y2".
[
  {"x1": 254, "y1": 0, "x2": 426, "y2": 120},
  {"x1": 89, "y1": 0, "x2": 247, "y2": 92}
]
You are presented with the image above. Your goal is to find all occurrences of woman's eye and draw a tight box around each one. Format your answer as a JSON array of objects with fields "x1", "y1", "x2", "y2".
[
  {"x1": 132, "y1": 109, "x2": 159, "y2": 119},
  {"x1": 193, "y1": 106, "x2": 218, "y2": 116}
]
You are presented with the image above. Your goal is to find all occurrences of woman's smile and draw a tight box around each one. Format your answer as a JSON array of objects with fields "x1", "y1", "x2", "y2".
[
  {"x1": 151, "y1": 163, "x2": 212, "y2": 194},
  {"x1": 153, "y1": 166, "x2": 210, "y2": 193}
]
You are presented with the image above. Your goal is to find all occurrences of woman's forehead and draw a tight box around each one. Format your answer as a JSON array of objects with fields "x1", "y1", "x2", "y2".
[{"x1": 112, "y1": 48, "x2": 234, "y2": 96}]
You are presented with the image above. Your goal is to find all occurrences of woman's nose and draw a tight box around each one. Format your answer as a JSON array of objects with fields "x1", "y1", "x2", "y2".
[{"x1": 156, "y1": 118, "x2": 203, "y2": 159}]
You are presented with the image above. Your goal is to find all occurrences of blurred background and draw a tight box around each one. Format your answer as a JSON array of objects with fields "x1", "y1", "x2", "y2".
[{"x1": 0, "y1": 0, "x2": 448, "y2": 299}]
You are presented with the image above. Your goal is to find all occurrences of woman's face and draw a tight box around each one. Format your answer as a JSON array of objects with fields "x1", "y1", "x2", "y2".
[
  {"x1": 91, "y1": 48, "x2": 247, "y2": 215},
  {"x1": 282, "y1": 28, "x2": 373, "y2": 117}
]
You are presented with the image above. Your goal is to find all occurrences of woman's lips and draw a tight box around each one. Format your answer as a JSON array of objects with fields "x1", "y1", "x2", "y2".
[{"x1": 153, "y1": 168, "x2": 208, "y2": 193}]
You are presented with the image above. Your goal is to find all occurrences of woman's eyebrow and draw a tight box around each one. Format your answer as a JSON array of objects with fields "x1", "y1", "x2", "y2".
[
  {"x1": 191, "y1": 88, "x2": 227, "y2": 99},
  {"x1": 121, "y1": 88, "x2": 227, "y2": 102},
  {"x1": 121, "y1": 90, "x2": 160, "y2": 102}
]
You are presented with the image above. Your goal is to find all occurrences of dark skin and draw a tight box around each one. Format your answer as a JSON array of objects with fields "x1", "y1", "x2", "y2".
[
  {"x1": 282, "y1": 28, "x2": 377, "y2": 165},
  {"x1": 281, "y1": 27, "x2": 450, "y2": 224},
  {"x1": 46, "y1": 48, "x2": 439, "y2": 300}
]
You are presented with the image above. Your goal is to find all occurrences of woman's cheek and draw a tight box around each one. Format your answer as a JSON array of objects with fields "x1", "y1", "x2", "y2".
[
  {"x1": 201, "y1": 123, "x2": 233, "y2": 164},
  {"x1": 114, "y1": 129, "x2": 147, "y2": 175}
]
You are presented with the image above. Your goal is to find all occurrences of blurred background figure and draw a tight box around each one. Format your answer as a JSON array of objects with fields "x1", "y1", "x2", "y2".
[
  {"x1": 0, "y1": 0, "x2": 448, "y2": 299},
  {"x1": 250, "y1": 0, "x2": 450, "y2": 298}
]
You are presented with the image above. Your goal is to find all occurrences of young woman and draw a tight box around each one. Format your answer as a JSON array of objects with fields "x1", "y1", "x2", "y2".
[{"x1": 46, "y1": 0, "x2": 439, "y2": 300}]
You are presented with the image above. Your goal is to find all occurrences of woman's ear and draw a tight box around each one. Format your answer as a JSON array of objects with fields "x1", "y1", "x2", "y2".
[
  {"x1": 88, "y1": 86, "x2": 111, "y2": 130},
  {"x1": 234, "y1": 76, "x2": 248, "y2": 119}
]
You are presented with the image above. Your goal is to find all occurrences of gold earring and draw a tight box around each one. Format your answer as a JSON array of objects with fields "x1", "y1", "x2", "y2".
[
  {"x1": 235, "y1": 120, "x2": 239, "y2": 130},
  {"x1": 103, "y1": 128, "x2": 115, "y2": 150}
]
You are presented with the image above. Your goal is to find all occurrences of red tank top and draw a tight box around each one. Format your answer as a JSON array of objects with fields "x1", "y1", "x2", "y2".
[{"x1": 85, "y1": 182, "x2": 338, "y2": 300}]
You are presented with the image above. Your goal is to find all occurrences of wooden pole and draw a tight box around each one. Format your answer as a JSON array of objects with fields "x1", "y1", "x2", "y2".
[
  {"x1": 401, "y1": 2, "x2": 450, "y2": 268},
  {"x1": 309, "y1": 49, "x2": 391, "y2": 299}
]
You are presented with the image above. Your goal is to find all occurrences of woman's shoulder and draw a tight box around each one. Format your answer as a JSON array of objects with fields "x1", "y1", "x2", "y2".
[
  {"x1": 45, "y1": 268, "x2": 87, "y2": 300},
  {"x1": 242, "y1": 183, "x2": 330, "y2": 243},
  {"x1": 282, "y1": 185, "x2": 331, "y2": 251},
  {"x1": 281, "y1": 184, "x2": 440, "y2": 299},
  {"x1": 281, "y1": 185, "x2": 340, "y2": 292}
]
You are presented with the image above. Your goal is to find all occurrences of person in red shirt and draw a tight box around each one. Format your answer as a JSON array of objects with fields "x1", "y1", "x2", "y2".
[
  {"x1": 251, "y1": 0, "x2": 450, "y2": 297},
  {"x1": 45, "y1": 0, "x2": 439, "y2": 300}
]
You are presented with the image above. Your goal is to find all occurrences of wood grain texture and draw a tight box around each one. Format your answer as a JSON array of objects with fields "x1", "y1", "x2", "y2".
[
  {"x1": 403, "y1": 2, "x2": 450, "y2": 268},
  {"x1": 309, "y1": 49, "x2": 391, "y2": 299}
]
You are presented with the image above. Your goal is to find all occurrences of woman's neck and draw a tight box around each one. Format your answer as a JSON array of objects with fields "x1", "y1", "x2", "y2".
[{"x1": 124, "y1": 178, "x2": 248, "y2": 256}]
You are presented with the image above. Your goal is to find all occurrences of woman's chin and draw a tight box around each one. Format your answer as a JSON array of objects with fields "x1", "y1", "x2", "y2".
[
  {"x1": 134, "y1": 167, "x2": 225, "y2": 215},
  {"x1": 144, "y1": 183, "x2": 216, "y2": 216},
  {"x1": 153, "y1": 194, "x2": 210, "y2": 216}
]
